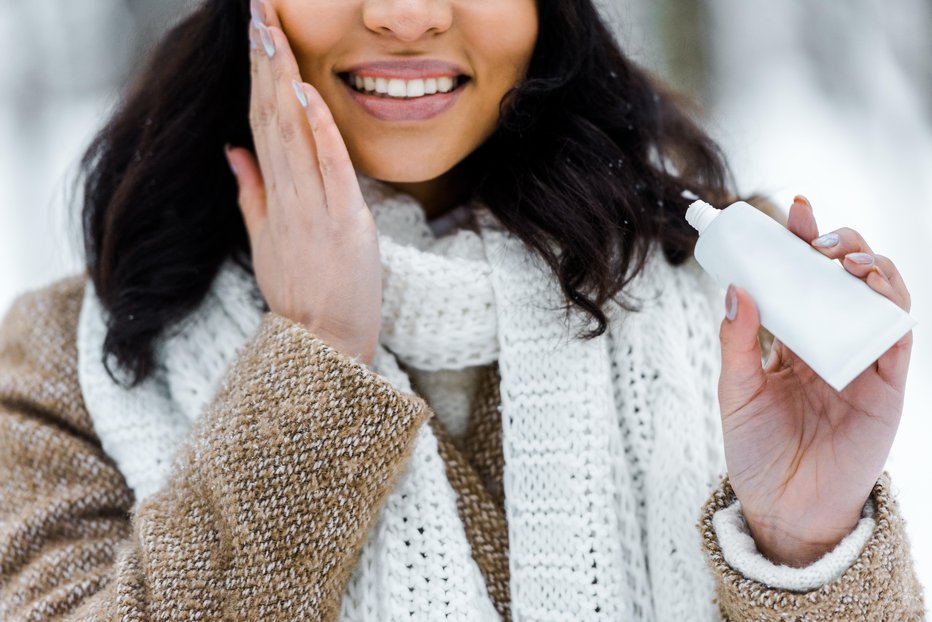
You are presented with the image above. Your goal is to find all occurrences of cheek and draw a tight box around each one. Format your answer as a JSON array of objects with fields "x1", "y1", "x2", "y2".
[
  {"x1": 460, "y1": 1, "x2": 538, "y2": 83},
  {"x1": 272, "y1": 1, "x2": 356, "y2": 83},
  {"x1": 457, "y1": 2, "x2": 538, "y2": 127}
]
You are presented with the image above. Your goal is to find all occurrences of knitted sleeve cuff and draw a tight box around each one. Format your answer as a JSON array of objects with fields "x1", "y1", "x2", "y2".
[
  {"x1": 712, "y1": 496, "x2": 875, "y2": 591},
  {"x1": 698, "y1": 472, "x2": 927, "y2": 620}
]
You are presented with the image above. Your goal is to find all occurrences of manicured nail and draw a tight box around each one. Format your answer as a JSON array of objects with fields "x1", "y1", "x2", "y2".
[
  {"x1": 726, "y1": 284, "x2": 738, "y2": 321},
  {"x1": 812, "y1": 232, "x2": 839, "y2": 248},
  {"x1": 223, "y1": 143, "x2": 237, "y2": 175},
  {"x1": 250, "y1": 0, "x2": 265, "y2": 27},
  {"x1": 258, "y1": 23, "x2": 275, "y2": 58},
  {"x1": 846, "y1": 252, "x2": 874, "y2": 265},
  {"x1": 292, "y1": 80, "x2": 308, "y2": 108},
  {"x1": 792, "y1": 194, "x2": 811, "y2": 210}
]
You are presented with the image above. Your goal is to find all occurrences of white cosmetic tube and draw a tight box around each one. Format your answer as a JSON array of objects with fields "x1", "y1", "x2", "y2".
[{"x1": 686, "y1": 199, "x2": 917, "y2": 392}]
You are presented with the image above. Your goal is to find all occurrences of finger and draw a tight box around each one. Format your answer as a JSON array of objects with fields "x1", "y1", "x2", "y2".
[
  {"x1": 262, "y1": 0, "x2": 362, "y2": 219},
  {"x1": 876, "y1": 325, "x2": 913, "y2": 387},
  {"x1": 259, "y1": 0, "x2": 283, "y2": 29},
  {"x1": 837, "y1": 251, "x2": 910, "y2": 312},
  {"x1": 250, "y1": 0, "x2": 264, "y2": 27},
  {"x1": 249, "y1": 22, "x2": 273, "y2": 171},
  {"x1": 763, "y1": 335, "x2": 781, "y2": 371},
  {"x1": 225, "y1": 144, "x2": 267, "y2": 240},
  {"x1": 809, "y1": 225, "x2": 874, "y2": 259},
  {"x1": 300, "y1": 81, "x2": 368, "y2": 219},
  {"x1": 262, "y1": 24, "x2": 326, "y2": 215},
  {"x1": 871, "y1": 254, "x2": 910, "y2": 309},
  {"x1": 250, "y1": 20, "x2": 298, "y2": 205},
  {"x1": 718, "y1": 284, "x2": 766, "y2": 417},
  {"x1": 786, "y1": 195, "x2": 820, "y2": 244},
  {"x1": 844, "y1": 253, "x2": 910, "y2": 312}
]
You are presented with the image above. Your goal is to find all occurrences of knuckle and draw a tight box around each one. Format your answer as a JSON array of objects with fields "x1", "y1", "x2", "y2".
[
  {"x1": 265, "y1": 177, "x2": 279, "y2": 199},
  {"x1": 873, "y1": 254, "x2": 894, "y2": 274},
  {"x1": 317, "y1": 153, "x2": 334, "y2": 175},
  {"x1": 271, "y1": 63, "x2": 288, "y2": 83},
  {"x1": 278, "y1": 118, "x2": 298, "y2": 144},
  {"x1": 338, "y1": 206, "x2": 375, "y2": 232},
  {"x1": 250, "y1": 101, "x2": 276, "y2": 128},
  {"x1": 318, "y1": 151, "x2": 351, "y2": 176},
  {"x1": 837, "y1": 226, "x2": 866, "y2": 245}
]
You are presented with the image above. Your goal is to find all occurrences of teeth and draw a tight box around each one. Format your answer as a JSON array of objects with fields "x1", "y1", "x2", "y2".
[
  {"x1": 387, "y1": 79, "x2": 407, "y2": 97},
  {"x1": 406, "y1": 79, "x2": 425, "y2": 97},
  {"x1": 346, "y1": 73, "x2": 462, "y2": 98}
]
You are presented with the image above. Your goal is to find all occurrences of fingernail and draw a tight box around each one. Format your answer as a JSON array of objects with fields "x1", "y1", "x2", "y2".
[
  {"x1": 223, "y1": 143, "x2": 238, "y2": 176},
  {"x1": 250, "y1": 0, "x2": 265, "y2": 27},
  {"x1": 292, "y1": 79, "x2": 308, "y2": 108},
  {"x1": 812, "y1": 232, "x2": 839, "y2": 248},
  {"x1": 846, "y1": 252, "x2": 874, "y2": 265},
  {"x1": 249, "y1": 1, "x2": 263, "y2": 27},
  {"x1": 258, "y1": 23, "x2": 275, "y2": 58},
  {"x1": 726, "y1": 284, "x2": 738, "y2": 321},
  {"x1": 792, "y1": 194, "x2": 811, "y2": 211}
]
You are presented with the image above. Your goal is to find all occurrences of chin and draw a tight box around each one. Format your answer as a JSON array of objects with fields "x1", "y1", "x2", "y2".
[{"x1": 354, "y1": 150, "x2": 460, "y2": 184}]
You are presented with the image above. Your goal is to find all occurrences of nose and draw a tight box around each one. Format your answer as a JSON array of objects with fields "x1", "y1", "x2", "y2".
[{"x1": 363, "y1": 0, "x2": 453, "y2": 42}]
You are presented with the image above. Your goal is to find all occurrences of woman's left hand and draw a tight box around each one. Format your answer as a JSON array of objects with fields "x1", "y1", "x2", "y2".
[{"x1": 717, "y1": 195, "x2": 913, "y2": 566}]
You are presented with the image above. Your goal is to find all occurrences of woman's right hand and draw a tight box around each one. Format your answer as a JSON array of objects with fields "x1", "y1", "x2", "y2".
[{"x1": 224, "y1": 1, "x2": 382, "y2": 366}]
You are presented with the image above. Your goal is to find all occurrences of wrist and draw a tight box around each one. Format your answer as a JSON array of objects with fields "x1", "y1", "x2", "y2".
[
  {"x1": 744, "y1": 511, "x2": 863, "y2": 567},
  {"x1": 302, "y1": 323, "x2": 375, "y2": 367}
]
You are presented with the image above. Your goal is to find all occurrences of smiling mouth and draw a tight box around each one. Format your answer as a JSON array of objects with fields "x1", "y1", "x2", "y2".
[{"x1": 337, "y1": 72, "x2": 471, "y2": 99}]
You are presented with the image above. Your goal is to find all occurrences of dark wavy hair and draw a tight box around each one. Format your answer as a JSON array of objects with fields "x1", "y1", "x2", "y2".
[{"x1": 80, "y1": 0, "x2": 740, "y2": 387}]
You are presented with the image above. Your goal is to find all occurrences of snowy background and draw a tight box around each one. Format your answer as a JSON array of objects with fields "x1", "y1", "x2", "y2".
[{"x1": 2, "y1": 0, "x2": 930, "y2": 597}]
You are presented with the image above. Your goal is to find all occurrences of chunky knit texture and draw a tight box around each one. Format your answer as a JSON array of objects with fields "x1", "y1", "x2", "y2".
[
  {"x1": 700, "y1": 474, "x2": 926, "y2": 620},
  {"x1": 2, "y1": 277, "x2": 434, "y2": 620},
  {"x1": 713, "y1": 494, "x2": 878, "y2": 592},
  {"x1": 0, "y1": 274, "x2": 927, "y2": 621},
  {"x1": 76, "y1": 174, "x2": 743, "y2": 621},
  {"x1": 2, "y1": 176, "x2": 928, "y2": 621}
]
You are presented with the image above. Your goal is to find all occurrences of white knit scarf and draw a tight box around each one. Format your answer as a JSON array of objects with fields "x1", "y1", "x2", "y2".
[{"x1": 77, "y1": 172, "x2": 726, "y2": 621}]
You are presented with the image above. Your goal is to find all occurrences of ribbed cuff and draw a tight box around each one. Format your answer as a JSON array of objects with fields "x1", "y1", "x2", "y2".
[
  {"x1": 712, "y1": 496, "x2": 874, "y2": 591},
  {"x1": 698, "y1": 472, "x2": 927, "y2": 620}
]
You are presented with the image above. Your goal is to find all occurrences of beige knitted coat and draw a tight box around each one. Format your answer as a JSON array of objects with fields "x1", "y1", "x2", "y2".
[{"x1": 0, "y1": 275, "x2": 926, "y2": 621}]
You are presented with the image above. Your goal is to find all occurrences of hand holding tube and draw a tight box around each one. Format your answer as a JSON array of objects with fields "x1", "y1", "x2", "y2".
[{"x1": 714, "y1": 195, "x2": 913, "y2": 566}]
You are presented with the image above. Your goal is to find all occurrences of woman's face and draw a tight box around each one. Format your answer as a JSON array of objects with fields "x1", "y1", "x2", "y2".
[{"x1": 271, "y1": 0, "x2": 538, "y2": 184}]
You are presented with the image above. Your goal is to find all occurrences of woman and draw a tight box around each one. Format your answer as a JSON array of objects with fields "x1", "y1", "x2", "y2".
[{"x1": 0, "y1": 0, "x2": 924, "y2": 620}]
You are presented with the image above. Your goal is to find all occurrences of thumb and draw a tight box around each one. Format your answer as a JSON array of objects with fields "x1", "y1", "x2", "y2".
[
  {"x1": 224, "y1": 144, "x2": 266, "y2": 237},
  {"x1": 719, "y1": 284, "x2": 766, "y2": 414}
]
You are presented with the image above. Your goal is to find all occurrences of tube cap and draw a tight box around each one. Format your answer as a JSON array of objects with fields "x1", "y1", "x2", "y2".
[{"x1": 686, "y1": 200, "x2": 721, "y2": 235}]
